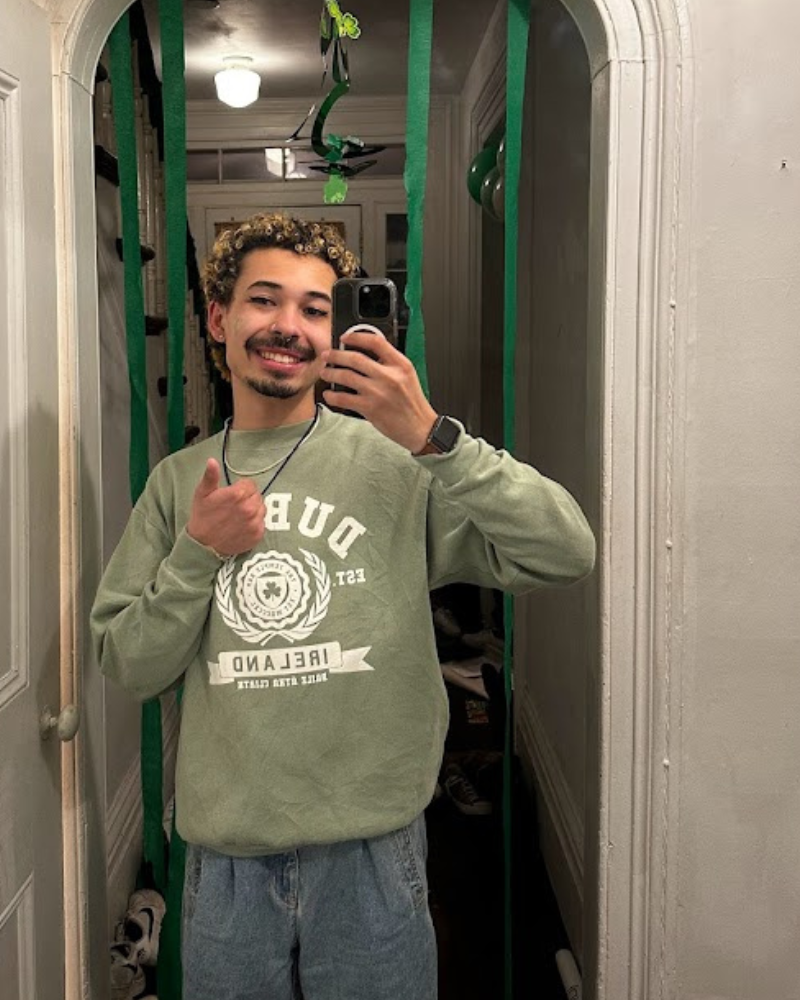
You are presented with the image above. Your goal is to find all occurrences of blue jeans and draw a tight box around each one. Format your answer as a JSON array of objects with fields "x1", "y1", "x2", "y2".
[{"x1": 182, "y1": 814, "x2": 437, "y2": 999}]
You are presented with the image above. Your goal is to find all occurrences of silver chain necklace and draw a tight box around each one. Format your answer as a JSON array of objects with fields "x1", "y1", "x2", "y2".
[{"x1": 221, "y1": 407, "x2": 320, "y2": 491}]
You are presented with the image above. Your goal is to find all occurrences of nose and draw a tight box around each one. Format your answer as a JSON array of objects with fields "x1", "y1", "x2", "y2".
[{"x1": 271, "y1": 303, "x2": 304, "y2": 338}]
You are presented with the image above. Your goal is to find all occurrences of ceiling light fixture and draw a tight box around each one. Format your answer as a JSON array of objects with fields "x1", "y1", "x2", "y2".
[{"x1": 214, "y1": 55, "x2": 261, "y2": 109}]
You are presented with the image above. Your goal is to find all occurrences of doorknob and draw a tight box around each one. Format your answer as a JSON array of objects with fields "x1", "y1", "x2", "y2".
[{"x1": 40, "y1": 704, "x2": 81, "y2": 742}]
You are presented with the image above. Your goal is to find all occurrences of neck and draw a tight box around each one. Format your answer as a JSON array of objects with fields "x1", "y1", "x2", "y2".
[{"x1": 230, "y1": 387, "x2": 318, "y2": 430}]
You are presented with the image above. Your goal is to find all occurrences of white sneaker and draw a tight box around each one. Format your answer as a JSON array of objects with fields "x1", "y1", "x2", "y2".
[
  {"x1": 123, "y1": 889, "x2": 166, "y2": 967},
  {"x1": 109, "y1": 941, "x2": 145, "y2": 1000}
]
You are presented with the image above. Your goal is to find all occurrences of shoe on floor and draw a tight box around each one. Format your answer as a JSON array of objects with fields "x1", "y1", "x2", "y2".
[
  {"x1": 124, "y1": 888, "x2": 166, "y2": 967},
  {"x1": 109, "y1": 940, "x2": 145, "y2": 1000},
  {"x1": 433, "y1": 606, "x2": 462, "y2": 638},
  {"x1": 442, "y1": 762, "x2": 492, "y2": 817}
]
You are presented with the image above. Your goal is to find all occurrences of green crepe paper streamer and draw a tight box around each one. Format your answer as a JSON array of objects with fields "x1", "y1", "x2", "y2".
[
  {"x1": 503, "y1": 3, "x2": 531, "y2": 1000},
  {"x1": 108, "y1": 18, "x2": 166, "y2": 911},
  {"x1": 156, "y1": 0, "x2": 188, "y2": 995},
  {"x1": 403, "y1": 0, "x2": 433, "y2": 395}
]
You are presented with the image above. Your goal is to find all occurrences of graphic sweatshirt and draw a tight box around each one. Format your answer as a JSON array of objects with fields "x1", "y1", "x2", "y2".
[{"x1": 91, "y1": 407, "x2": 595, "y2": 855}]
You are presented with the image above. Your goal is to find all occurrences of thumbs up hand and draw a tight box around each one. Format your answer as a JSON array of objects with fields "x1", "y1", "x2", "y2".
[{"x1": 186, "y1": 459, "x2": 266, "y2": 558}]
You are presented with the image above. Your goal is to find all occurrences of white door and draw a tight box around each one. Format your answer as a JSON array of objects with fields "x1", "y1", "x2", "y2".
[{"x1": 0, "y1": 0, "x2": 65, "y2": 997}]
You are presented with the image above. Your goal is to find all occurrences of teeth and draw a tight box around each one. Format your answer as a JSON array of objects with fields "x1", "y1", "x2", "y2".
[{"x1": 258, "y1": 351, "x2": 298, "y2": 366}]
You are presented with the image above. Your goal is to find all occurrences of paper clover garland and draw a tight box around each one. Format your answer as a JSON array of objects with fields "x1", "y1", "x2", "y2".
[{"x1": 289, "y1": 1, "x2": 385, "y2": 204}]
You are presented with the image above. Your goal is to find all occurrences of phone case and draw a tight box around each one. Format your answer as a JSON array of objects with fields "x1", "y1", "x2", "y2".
[{"x1": 330, "y1": 278, "x2": 398, "y2": 398}]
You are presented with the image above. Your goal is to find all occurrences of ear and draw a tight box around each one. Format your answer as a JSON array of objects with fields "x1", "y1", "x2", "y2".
[{"x1": 207, "y1": 301, "x2": 227, "y2": 341}]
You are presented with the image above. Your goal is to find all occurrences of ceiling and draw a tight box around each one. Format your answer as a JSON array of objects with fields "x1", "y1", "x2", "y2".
[{"x1": 143, "y1": 0, "x2": 496, "y2": 101}]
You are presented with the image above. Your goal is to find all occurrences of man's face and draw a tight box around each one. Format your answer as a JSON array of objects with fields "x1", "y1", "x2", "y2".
[{"x1": 208, "y1": 247, "x2": 337, "y2": 405}]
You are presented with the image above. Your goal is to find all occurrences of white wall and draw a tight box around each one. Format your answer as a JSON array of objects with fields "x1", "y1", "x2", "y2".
[{"x1": 677, "y1": 2, "x2": 800, "y2": 995}]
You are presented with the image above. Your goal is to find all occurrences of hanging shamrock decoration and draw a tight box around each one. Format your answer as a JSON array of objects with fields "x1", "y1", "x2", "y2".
[{"x1": 288, "y1": 1, "x2": 385, "y2": 204}]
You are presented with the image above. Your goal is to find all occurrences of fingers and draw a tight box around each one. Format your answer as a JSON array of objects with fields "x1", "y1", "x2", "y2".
[
  {"x1": 320, "y1": 358, "x2": 381, "y2": 390},
  {"x1": 339, "y1": 329, "x2": 399, "y2": 360},
  {"x1": 322, "y1": 387, "x2": 368, "y2": 415},
  {"x1": 229, "y1": 477, "x2": 261, "y2": 502},
  {"x1": 195, "y1": 458, "x2": 221, "y2": 498}
]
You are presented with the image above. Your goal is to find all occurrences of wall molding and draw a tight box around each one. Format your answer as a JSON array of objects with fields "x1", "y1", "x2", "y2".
[
  {"x1": 106, "y1": 753, "x2": 142, "y2": 885},
  {"x1": 106, "y1": 697, "x2": 183, "y2": 882},
  {"x1": 106, "y1": 699, "x2": 182, "y2": 929},
  {"x1": 0, "y1": 875, "x2": 35, "y2": 997},
  {"x1": 0, "y1": 67, "x2": 29, "y2": 710},
  {"x1": 517, "y1": 696, "x2": 585, "y2": 898}
]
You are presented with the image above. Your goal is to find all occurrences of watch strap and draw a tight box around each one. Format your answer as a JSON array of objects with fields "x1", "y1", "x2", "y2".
[{"x1": 415, "y1": 415, "x2": 460, "y2": 456}]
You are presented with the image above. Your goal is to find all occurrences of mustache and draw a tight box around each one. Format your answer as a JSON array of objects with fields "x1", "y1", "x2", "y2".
[{"x1": 245, "y1": 333, "x2": 316, "y2": 361}]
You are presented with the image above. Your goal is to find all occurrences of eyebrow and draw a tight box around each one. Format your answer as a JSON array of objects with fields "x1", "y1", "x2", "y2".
[{"x1": 246, "y1": 280, "x2": 332, "y2": 305}]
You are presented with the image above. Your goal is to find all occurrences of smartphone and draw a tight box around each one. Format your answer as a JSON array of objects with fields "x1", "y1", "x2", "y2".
[{"x1": 331, "y1": 278, "x2": 399, "y2": 396}]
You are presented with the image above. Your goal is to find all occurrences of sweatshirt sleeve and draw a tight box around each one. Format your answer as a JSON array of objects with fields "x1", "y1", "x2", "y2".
[
  {"x1": 90, "y1": 501, "x2": 223, "y2": 702},
  {"x1": 422, "y1": 424, "x2": 596, "y2": 593}
]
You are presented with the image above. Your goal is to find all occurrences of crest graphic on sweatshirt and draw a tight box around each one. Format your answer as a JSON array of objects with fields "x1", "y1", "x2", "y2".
[{"x1": 215, "y1": 549, "x2": 331, "y2": 645}]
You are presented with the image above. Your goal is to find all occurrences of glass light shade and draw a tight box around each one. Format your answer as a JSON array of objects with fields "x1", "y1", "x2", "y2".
[
  {"x1": 215, "y1": 59, "x2": 261, "y2": 108},
  {"x1": 264, "y1": 148, "x2": 297, "y2": 179}
]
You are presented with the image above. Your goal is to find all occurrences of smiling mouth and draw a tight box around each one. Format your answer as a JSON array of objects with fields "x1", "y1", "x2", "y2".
[
  {"x1": 255, "y1": 349, "x2": 303, "y2": 367},
  {"x1": 246, "y1": 336, "x2": 315, "y2": 371}
]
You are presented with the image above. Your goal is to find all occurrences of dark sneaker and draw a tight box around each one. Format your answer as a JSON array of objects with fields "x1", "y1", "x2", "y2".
[{"x1": 442, "y1": 762, "x2": 492, "y2": 816}]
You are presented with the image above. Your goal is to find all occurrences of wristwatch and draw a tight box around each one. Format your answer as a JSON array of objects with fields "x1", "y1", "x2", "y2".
[{"x1": 415, "y1": 415, "x2": 461, "y2": 456}]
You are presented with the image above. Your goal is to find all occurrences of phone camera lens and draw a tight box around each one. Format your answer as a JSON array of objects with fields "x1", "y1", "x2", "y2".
[{"x1": 358, "y1": 282, "x2": 391, "y2": 319}]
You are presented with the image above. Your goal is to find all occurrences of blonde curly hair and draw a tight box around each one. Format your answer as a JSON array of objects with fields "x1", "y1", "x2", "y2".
[{"x1": 202, "y1": 212, "x2": 361, "y2": 381}]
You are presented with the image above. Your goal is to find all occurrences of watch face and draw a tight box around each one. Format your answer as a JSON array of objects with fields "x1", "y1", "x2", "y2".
[{"x1": 432, "y1": 416, "x2": 460, "y2": 453}]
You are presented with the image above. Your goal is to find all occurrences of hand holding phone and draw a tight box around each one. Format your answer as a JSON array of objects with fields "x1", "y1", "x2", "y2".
[
  {"x1": 331, "y1": 278, "x2": 398, "y2": 386},
  {"x1": 322, "y1": 277, "x2": 438, "y2": 452}
]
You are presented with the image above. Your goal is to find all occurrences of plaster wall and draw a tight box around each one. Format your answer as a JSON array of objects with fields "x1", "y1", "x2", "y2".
[{"x1": 677, "y1": 1, "x2": 800, "y2": 994}]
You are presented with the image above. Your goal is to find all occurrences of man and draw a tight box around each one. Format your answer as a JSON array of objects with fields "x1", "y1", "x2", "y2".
[{"x1": 92, "y1": 212, "x2": 595, "y2": 999}]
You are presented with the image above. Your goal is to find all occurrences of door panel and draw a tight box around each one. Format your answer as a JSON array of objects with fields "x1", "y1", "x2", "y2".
[{"x1": 0, "y1": 0, "x2": 64, "y2": 997}]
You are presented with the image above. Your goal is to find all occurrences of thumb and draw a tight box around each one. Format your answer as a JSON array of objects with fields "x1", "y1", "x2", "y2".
[{"x1": 195, "y1": 458, "x2": 221, "y2": 498}]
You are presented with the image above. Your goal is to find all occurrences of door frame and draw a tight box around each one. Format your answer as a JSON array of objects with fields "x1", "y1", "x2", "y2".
[{"x1": 50, "y1": 0, "x2": 694, "y2": 996}]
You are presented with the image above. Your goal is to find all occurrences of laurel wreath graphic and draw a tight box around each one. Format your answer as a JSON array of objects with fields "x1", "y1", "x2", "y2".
[{"x1": 215, "y1": 549, "x2": 331, "y2": 645}]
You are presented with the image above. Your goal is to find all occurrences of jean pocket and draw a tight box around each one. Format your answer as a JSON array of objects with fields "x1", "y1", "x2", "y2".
[{"x1": 387, "y1": 816, "x2": 428, "y2": 912}]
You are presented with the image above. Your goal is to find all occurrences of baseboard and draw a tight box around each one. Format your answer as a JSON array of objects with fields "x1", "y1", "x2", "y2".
[{"x1": 516, "y1": 695, "x2": 585, "y2": 956}]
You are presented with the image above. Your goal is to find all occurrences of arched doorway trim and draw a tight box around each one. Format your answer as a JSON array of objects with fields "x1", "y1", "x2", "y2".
[{"x1": 50, "y1": 1, "x2": 694, "y2": 996}]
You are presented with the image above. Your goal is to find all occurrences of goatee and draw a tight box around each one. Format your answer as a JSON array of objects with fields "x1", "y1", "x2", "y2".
[{"x1": 244, "y1": 375, "x2": 300, "y2": 400}]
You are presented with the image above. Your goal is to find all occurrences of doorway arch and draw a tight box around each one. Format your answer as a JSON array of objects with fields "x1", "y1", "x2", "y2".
[{"x1": 52, "y1": 0, "x2": 693, "y2": 996}]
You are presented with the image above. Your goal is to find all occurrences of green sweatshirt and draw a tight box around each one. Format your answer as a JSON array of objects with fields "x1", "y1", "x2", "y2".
[{"x1": 92, "y1": 407, "x2": 594, "y2": 855}]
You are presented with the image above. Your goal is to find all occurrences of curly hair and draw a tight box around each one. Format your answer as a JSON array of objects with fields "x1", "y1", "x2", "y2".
[{"x1": 201, "y1": 212, "x2": 361, "y2": 381}]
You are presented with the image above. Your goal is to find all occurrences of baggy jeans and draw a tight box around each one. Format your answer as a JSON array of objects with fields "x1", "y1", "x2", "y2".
[{"x1": 182, "y1": 813, "x2": 437, "y2": 1000}]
